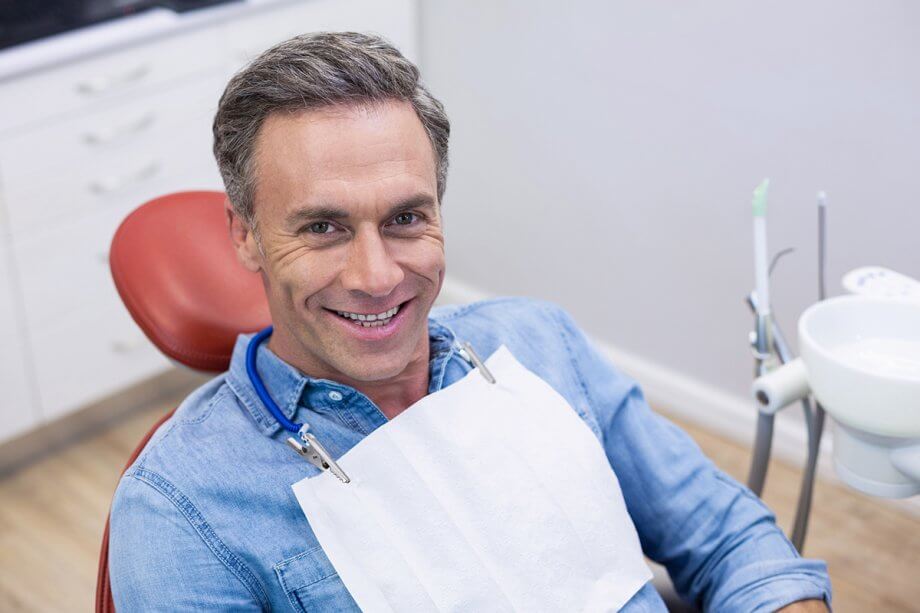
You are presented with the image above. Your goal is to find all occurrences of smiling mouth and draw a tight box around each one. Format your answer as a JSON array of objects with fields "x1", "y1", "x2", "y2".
[{"x1": 327, "y1": 301, "x2": 407, "y2": 328}]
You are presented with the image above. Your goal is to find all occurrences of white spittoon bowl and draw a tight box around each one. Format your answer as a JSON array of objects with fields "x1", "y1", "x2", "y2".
[
  {"x1": 800, "y1": 295, "x2": 920, "y2": 438},
  {"x1": 799, "y1": 295, "x2": 920, "y2": 497}
]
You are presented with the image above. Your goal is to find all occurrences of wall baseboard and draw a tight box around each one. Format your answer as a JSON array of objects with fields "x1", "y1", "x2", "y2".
[{"x1": 437, "y1": 277, "x2": 920, "y2": 517}]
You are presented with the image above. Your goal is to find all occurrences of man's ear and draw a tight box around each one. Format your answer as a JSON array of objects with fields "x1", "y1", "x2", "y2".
[{"x1": 225, "y1": 199, "x2": 263, "y2": 273}]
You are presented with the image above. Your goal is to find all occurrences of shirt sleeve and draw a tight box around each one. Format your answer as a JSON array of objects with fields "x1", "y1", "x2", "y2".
[
  {"x1": 553, "y1": 306, "x2": 832, "y2": 612},
  {"x1": 108, "y1": 472, "x2": 265, "y2": 612}
]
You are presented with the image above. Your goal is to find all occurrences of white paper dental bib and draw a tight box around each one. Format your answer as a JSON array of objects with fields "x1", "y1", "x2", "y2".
[{"x1": 292, "y1": 346, "x2": 652, "y2": 612}]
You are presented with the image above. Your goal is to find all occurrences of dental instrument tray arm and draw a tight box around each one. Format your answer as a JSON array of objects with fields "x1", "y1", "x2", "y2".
[{"x1": 744, "y1": 185, "x2": 829, "y2": 553}]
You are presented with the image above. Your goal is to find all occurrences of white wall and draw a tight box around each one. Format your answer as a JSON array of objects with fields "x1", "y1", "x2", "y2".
[{"x1": 420, "y1": 1, "x2": 920, "y2": 407}]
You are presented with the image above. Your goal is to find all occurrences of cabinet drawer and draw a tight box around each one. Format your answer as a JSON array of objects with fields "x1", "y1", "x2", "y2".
[
  {"x1": 30, "y1": 301, "x2": 170, "y2": 420},
  {"x1": 13, "y1": 158, "x2": 223, "y2": 331},
  {"x1": 14, "y1": 202, "x2": 129, "y2": 331},
  {"x1": 0, "y1": 26, "x2": 223, "y2": 135},
  {"x1": 0, "y1": 76, "x2": 223, "y2": 236},
  {"x1": 221, "y1": 0, "x2": 418, "y2": 68}
]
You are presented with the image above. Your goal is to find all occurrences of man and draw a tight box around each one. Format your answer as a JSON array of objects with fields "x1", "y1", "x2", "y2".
[{"x1": 109, "y1": 32, "x2": 831, "y2": 611}]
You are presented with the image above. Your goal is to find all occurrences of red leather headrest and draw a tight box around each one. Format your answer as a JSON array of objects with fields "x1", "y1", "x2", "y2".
[{"x1": 110, "y1": 191, "x2": 271, "y2": 372}]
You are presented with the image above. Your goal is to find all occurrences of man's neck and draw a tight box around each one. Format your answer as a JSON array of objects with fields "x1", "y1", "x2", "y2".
[
  {"x1": 267, "y1": 329, "x2": 432, "y2": 421},
  {"x1": 356, "y1": 359, "x2": 430, "y2": 419},
  {"x1": 323, "y1": 348, "x2": 431, "y2": 419}
]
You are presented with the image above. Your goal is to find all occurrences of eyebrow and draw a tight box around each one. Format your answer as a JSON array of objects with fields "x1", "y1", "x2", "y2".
[{"x1": 284, "y1": 193, "x2": 437, "y2": 228}]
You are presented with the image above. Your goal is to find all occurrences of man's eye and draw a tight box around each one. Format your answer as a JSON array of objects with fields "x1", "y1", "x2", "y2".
[
  {"x1": 393, "y1": 212, "x2": 417, "y2": 225},
  {"x1": 307, "y1": 221, "x2": 334, "y2": 234}
]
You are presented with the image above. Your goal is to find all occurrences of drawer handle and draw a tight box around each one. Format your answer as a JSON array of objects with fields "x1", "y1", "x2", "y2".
[
  {"x1": 83, "y1": 112, "x2": 156, "y2": 146},
  {"x1": 111, "y1": 336, "x2": 147, "y2": 354},
  {"x1": 88, "y1": 161, "x2": 161, "y2": 196},
  {"x1": 75, "y1": 64, "x2": 151, "y2": 96}
]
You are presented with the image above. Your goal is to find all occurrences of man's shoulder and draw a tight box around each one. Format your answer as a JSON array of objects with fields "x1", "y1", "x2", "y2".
[
  {"x1": 117, "y1": 374, "x2": 251, "y2": 487},
  {"x1": 434, "y1": 295, "x2": 581, "y2": 361},
  {"x1": 431, "y1": 295, "x2": 573, "y2": 338},
  {"x1": 433, "y1": 296, "x2": 603, "y2": 404},
  {"x1": 109, "y1": 369, "x2": 294, "y2": 553},
  {"x1": 432, "y1": 295, "x2": 587, "y2": 357},
  {"x1": 431, "y1": 296, "x2": 633, "y2": 439}
]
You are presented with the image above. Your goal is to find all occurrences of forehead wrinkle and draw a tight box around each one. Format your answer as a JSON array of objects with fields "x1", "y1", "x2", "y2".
[
  {"x1": 311, "y1": 169, "x2": 434, "y2": 193},
  {"x1": 264, "y1": 139, "x2": 434, "y2": 206},
  {"x1": 306, "y1": 146, "x2": 434, "y2": 184},
  {"x1": 305, "y1": 161, "x2": 435, "y2": 201}
]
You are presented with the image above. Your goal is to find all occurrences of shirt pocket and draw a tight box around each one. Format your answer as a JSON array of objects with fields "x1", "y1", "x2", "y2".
[{"x1": 274, "y1": 545, "x2": 358, "y2": 612}]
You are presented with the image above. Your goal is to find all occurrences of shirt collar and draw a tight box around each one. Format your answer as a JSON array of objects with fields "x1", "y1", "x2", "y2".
[{"x1": 226, "y1": 316, "x2": 461, "y2": 437}]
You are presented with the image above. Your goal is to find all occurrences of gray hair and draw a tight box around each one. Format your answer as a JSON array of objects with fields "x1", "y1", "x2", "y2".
[{"x1": 213, "y1": 31, "x2": 450, "y2": 227}]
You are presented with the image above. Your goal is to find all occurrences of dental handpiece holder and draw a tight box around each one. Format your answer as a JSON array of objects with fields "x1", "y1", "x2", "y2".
[{"x1": 752, "y1": 295, "x2": 920, "y2": 498}]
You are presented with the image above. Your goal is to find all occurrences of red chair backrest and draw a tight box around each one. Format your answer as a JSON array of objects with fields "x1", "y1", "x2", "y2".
[
  {"x1": 109, "y1": 190, "x2": 271, "y2": 372},
  {"x1": 96, "y1": 191, "x2": 270, "y2": 611}
]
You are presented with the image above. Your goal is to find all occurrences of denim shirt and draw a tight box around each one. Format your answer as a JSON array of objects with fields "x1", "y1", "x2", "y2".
[{"x1": 109, "y1": 297, "x2": 831, "y2": 612}]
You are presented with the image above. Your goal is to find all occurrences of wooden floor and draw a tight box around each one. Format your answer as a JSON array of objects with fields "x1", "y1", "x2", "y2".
[{"x1": 0, "y1": 385, "x2": 918, "y2": 612}]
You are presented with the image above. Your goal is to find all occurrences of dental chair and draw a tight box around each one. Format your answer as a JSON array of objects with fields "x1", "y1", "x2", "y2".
[{"x1": 95, "y1": 191, "x2": 691, "y2": 612}]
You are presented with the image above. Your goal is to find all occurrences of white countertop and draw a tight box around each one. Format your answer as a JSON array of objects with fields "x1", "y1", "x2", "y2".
[{"x1": 0, "y1": 0, "x2": 295, "y2": 82}]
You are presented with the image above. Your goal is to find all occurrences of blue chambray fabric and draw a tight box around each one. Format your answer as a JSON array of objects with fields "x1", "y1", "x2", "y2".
[{"x1": 109, "y1": 297, "x2": 831, "y2": 612}]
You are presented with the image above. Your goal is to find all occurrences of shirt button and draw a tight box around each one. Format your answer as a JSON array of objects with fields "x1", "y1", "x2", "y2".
[{"x1": 328, "y1": 391, "x2": 343, "y2": 401}]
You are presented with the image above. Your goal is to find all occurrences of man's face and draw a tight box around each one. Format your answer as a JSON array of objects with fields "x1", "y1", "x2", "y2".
[{"x1": 230, "y1": 100, "x2": 445, "y2": 384}]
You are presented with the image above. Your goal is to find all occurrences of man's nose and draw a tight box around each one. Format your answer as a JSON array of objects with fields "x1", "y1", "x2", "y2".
[{"x1": 341, "y1": 229, "x2": 405, "y2": 297}]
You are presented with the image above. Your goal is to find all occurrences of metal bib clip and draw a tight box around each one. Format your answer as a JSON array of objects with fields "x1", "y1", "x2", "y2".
[
  {"x1": 287, "y1": 425, "x2": 351, "y2": 484},
  {"x1": 458, "y1": 342, "x2": 497, "y2": 384}
]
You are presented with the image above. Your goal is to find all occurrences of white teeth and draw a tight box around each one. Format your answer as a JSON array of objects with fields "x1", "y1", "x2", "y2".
[{"x1": 334, "y1": 304, "x2": 402, "y2": 326}]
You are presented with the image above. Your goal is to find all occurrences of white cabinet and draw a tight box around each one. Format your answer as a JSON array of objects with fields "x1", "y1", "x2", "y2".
[
  {"x1": 0, "y1": 33, "x2": 226, "y2": 427},
  {"x1": 31, "y1": 301, "x2": 171, "y2": 421},
  {"x1": 0, "y1": 26, "x2": 224, "y2": 135},
  {"x1": 0, "y1": 0, "x2": 418, "y2": 442},
  {"x1": 1, "y1": 75, "x2": 223, "y2": 236}
]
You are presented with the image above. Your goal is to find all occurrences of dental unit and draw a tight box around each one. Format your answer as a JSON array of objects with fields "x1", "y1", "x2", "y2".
[{"x1": 745, "y1": 181, "x2": 920, "y2": 552}]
